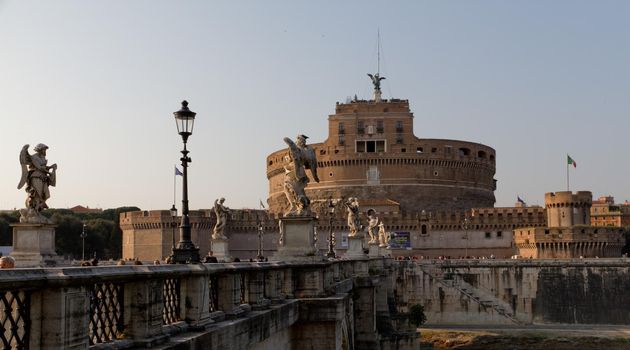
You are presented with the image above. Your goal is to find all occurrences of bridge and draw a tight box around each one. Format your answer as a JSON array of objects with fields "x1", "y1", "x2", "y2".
[{"x1": 3, "y1": 257, "x2": 630, "y2": 349}]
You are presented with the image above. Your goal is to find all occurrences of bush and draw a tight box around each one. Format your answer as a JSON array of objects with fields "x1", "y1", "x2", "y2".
[{"x1": 409, "y1": 304, "x2": 427, "y2": 327}]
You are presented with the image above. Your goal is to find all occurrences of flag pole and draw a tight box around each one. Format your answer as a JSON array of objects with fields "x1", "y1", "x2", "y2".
[{"x1": 566, "y1": 156, "x2": 569, "y2": 191}]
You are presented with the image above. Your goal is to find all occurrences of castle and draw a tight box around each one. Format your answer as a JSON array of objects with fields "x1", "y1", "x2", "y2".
[{"x1": 121, "y1": 78, "x2": 626, "y2": 261}]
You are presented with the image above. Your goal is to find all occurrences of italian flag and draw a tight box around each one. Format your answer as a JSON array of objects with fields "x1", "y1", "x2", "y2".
[{"x1": 567, "y1": 155, "x2": 577, "y2": 168}]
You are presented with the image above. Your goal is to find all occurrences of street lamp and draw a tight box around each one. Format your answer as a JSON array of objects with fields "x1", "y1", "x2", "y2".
[
  {"x1": 171, "y1": 100, "x2": 200, "y2": 264},
  {"x1": 170, "y1": 204, "x2": 178, "y2": 250},
  {"x1": 80, "y1": 224, "x2": 87, "y2": 261},
  {"x1": 326, "y1": 199, "x2": 336, "y2": 258},
  {"x1": 461, "y1": 215, "x2": 470, "y2": 259},
  {"x1": 257, "y1": 218, "x2": 264, "y2": 261}
]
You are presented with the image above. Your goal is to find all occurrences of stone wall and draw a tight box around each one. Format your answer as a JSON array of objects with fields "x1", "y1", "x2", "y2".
[{"x1": 395, "y1": 259, "x2": 630, "y2": 325}]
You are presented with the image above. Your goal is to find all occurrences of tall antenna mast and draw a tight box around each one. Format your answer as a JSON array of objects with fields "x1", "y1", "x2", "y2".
[{"x1": 377, "y1": 28, "x2": 381, "y2": 75}]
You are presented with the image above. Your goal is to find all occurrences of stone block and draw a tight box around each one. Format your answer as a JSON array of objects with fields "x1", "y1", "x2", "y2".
[
  {"x1": 344, "y1": 236, "x2": 368, "y2": 260},
  {"x1": 11, "y1": 223, "x2": 59, "y2": 267},
  {"x1": 273, "y1": 216, "x2": 326, "y2": 262},
  {"x1": 211, "y1": 239, "x2": 231, "y2": 262}
]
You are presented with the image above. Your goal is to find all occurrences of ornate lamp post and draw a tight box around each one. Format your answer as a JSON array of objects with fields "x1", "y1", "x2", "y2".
[
  {"x1": 171, "y1": 100, "x2": 200, "y2": 264},
  {"x1": 170, "y1": 204, "x2": 178, "y2": 250},
  {"x1": 80, "y1": 223, "x2": 87, "y2": 261},
  {"x1": 257, "y1": 218, "x2": 264, "y2": 261},
  {"x1": 326, "y1": 199, "x2": 336, "y2": 258},
  {"x1": 461, "y1": 215, "x2": 470, "y2": 259}
]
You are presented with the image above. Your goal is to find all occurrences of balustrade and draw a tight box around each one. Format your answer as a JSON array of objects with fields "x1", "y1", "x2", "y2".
[{"x1": 0, "y1": 259, "x2": 372, "y2": 349}]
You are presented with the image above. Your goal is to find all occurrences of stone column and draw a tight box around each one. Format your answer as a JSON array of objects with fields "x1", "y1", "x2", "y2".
[
  {"x1": 248, "y1": 270, "x2": 270, "y2": 310},
  {"x1": 180, "y1": 273, "x2": 213, "y2": 329},
  {"x1": 124, "y1": 279, "x2": 166, "y2": 346},
  {"x1": 35, "y1": 286, "x2": 89, "y2": 349}
]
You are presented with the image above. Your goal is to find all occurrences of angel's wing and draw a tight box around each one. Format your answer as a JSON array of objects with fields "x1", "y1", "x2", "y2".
[
  {"x1": 367, "y1": 73, "x2": 374, "y2": 81},
  {"x1": 17, "y1": 144, "x2": 30, "y2": 189},
  {"x1": 304, "y1": 146, "x2": 319, "y2": 182}
]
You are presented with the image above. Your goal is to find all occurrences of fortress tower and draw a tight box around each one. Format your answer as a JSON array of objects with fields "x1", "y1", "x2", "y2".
[
  {"x1": 545, "y1": 191, "x2": 592, "y2": 227},
  {"x1": 266, "y1": 86, "x2": 497, "y2": 215}
]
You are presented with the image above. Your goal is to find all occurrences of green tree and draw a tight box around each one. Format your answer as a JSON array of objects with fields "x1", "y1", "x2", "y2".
[
  {"x1": 408, "y1": 304, "x2": 427, "y2": 328},
  {"x1": 52, "y1": 213, "x2": 84, "y2": 258}
]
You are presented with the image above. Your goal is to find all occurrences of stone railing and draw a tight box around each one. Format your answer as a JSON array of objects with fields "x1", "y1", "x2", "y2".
[{"x1": 0, "y1": 259, "x2": 372, "y2": 350}]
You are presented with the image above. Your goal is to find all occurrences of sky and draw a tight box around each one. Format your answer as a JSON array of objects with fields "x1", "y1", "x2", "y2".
[{"x1": 1, "y1": 1, "x2": 629, "y2": 211}]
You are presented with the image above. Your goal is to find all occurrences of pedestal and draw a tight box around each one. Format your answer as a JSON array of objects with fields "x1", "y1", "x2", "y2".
[
  {"x1": 368, "y1": 243, "x2": 381, "y2": 257},
  {"x1": 211, "y1": 239, "x2": 231, "y2": 262},
  {"x1": 344, "y1": 236, "x2": 367, "y2": 259},
  {"x1": 272, "y1": 216, "x2": 324, "y2": 262},
  {"x1": 11, "y1": 223, "x2": 59, "y2": 267}
]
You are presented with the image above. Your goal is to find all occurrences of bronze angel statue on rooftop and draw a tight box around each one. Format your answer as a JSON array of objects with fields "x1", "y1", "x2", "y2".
[
  {"x1": 367, "y1": 73, "x2": 386, "y2": 92},
  {"x1": 282, "y1": 134, "x2": 319, "y2": 216},
  {"x1": 17, "y1": 144, "x2": 57, "y2": 223}
]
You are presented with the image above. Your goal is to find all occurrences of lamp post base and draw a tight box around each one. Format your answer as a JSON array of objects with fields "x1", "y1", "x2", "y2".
[{"x1": 172, "y1": 246, "x2": 200, "y2": 264}]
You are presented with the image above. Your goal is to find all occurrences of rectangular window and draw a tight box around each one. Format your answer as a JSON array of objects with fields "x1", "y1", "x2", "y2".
[
  {"x1": 338, "y1": 122, "x2": 345, "y2": 134},
  {"x1": 377, "y1": 120, "x2": 384, "y2": 133},
  {"x1": 376, "y1": 140, "x2": 385, "y2": 152},
  {"x1": 357, "y1": 140, "x2": 386, "y2": 153},
  {"x1": 497, "y1": 231, "x2": 503, "y2": 238},
  {"x1": 396, "y1": 134, "x2": 403, "y2": 144},
  {"x1": 416, "y1": 147, "x2": 423, "y2": 153},
  {"x1": 356, "y1": 141, "x2": 365, "y2": 153},
  {"x1": 339, "y1": 134, "x2": 345, "y2": 145},
  {"x1": 445, "y1": 146, "x2": 452, "y2": 154},
  {"x1": 395, "y1": 121, "x2": 403, "y2": 133},
  {"x1": 357, "y1": 121, "x2": 365, "y2": 135},
  {"x1": 485, "y1": 232, "x2": 492, "y2": 239}
]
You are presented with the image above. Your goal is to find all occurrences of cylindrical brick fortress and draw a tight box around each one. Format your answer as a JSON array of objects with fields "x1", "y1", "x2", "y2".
[{"x1": 266, "y1": 99, "x2": 496, "y2": 214}]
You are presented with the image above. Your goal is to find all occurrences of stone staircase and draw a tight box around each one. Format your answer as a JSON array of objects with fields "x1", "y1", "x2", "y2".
[{"x1": 420, "y1": 264, "x2": 523, "y2": 325}]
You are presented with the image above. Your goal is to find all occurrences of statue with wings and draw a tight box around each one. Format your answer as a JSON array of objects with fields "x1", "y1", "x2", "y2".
[
  {"x1": 18, "y1": 144, "x2": 57, "y2": 223},
  {"x1": 367, "y1": 73, "x2": 386, "y2": 92},
  {"x1": 212, "y1": 197, "x2": 230, "y2": 240},
  {"x1": 282, "y1": 134, "x2": 320, "y2": 216}
]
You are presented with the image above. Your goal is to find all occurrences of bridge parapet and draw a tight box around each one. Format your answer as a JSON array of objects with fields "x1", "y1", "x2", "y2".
[{"x1": 0, "y1": 258, "x2": 417, "y2": 350}]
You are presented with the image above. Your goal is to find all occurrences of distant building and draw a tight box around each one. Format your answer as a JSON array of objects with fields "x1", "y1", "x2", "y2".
[
  {"x1": 69, "y1": 205, "x2": 103, "y2": 214},
  {"x1": 514, "y1": 191, "x2": 624, "y2": 259},
  {"x1": 590, "y1": 196, "x2": 630, "y2": 227}
]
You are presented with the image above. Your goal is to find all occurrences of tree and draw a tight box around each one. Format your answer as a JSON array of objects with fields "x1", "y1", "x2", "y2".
[
  {"x1": 52, "y1": 214, "x2": 84, "y2": 258},
  {"x1": 408, "y1": 304, "x2": 427, "y2": 328}
]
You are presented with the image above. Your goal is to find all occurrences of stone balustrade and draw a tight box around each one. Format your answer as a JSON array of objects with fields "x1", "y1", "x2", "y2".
[{"x1": 0, "y1": 258, "x2": 402, "y2": 350}]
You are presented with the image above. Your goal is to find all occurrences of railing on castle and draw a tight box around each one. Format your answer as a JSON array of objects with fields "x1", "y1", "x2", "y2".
[{"x1": 0, "y1": 259, "x2": 360, "y2": 350}]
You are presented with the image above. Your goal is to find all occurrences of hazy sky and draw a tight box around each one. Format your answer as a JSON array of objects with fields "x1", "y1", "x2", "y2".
[{"x1": 1, "y1": 1, "x2": 629, "y2": 211}]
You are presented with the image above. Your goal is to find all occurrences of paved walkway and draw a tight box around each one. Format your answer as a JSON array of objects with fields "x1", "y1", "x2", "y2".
[{"x1": 421, "y1": 324, "x2": 630, "y2": 338}]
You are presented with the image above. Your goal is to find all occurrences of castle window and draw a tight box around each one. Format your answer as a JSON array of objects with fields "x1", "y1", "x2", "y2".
[
  {"x1": 485, "y1": 232, "x2": 491, "y2": 239},
  {"x1": 545, "y1": 229, "x2": 550, "y2": 234},
  {"x1": 421, "y1": 225, "x2": 427, "y2": 235},
  {"x1": 377, "y1": 120, "x2": 384, "y2": 133},
  {"x1": 357, "y1": 121, "x2": 365, "y2": 135},
  {"x1": 497, "y1": 231, "x2": 503, "y2": 238},
  {"x1": 376, "y1": 140, "x2": 385, "y2": 152},
  {"x1": 356, "y1": 140, "x2": 386, "y2": 153},
  {"x1": 339, "y1": 134, "x2": 345, "y2": 145},
  {"x1": 490, "y1": 154, "x2": 495, "y2": 161},
  {"x1": 338, "y1": 122, "x2": 345, "y2": 134},
  {"x1": 459, "y1": 148, "x2": 471, "y2": 156},
  {"x1": 416, "y1": 147, "x2": 423, "y2": 153},
  {"x1": 445, "y1": 146, "x2": 452, "y2": 154},
  {"x1": 396, "y1": 134, "x2": 403, "y2": 144},
  {"x1": 401, "y1": 148, "x2": 406, "y2": 153},
  {"x1": 478, "y1": 150, "x2": 487, "y2": 159},
  {"x1": 395, "y1": 121, "x2": 403, "y2": 133}
]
